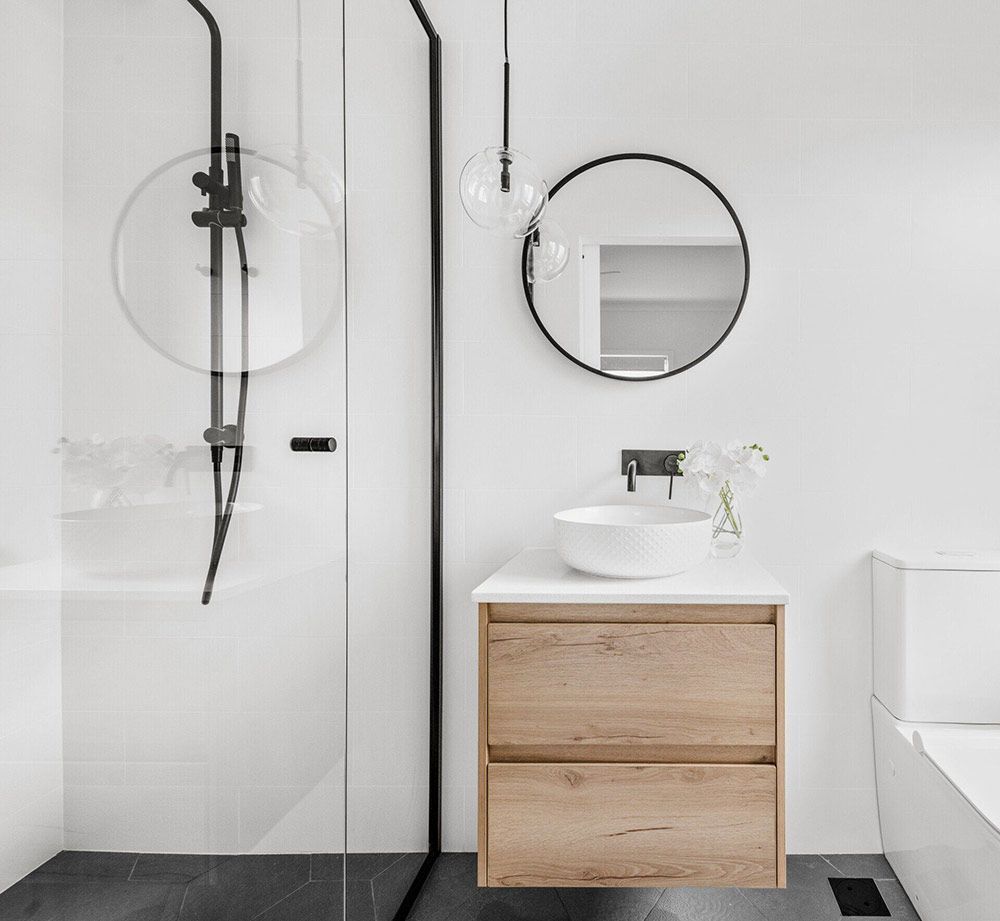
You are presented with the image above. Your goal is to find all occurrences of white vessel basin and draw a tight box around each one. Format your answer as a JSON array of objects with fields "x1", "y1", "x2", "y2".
[{"x1": 554, "y1": 505, "x2": 711, "y2": 579}]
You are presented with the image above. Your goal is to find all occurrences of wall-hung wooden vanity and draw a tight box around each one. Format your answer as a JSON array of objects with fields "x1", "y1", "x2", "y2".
[{"x1": 472, "y1": 549, "x2": 789, "y2": 889}]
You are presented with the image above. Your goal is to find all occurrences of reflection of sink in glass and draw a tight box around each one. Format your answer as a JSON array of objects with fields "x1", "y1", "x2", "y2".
[
  {"x1": 554, "y1": 505, "x2": 711, "y2": 579},
  {"x1": 57, "y1": 501, "x2": 261, "y2": 523},
  {"x1": 58, "y1": 501, "x2": 262, "y2": 576}
]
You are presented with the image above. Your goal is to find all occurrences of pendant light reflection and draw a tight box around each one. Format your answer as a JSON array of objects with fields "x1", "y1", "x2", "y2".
[
  {"x1": 460, "y1": 146, "x2": 547, "y2": 238},
  {"x1": 527, "y1": 219, "x2": 569, "y2": 283},
  {"x1": 247, "y1": 143, "x2": 344, "y2": 238}
]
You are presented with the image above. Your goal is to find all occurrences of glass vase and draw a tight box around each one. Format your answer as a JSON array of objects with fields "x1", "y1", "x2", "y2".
[{"x1": 711, "y1": 481, "x2": 744, "y2": 558}]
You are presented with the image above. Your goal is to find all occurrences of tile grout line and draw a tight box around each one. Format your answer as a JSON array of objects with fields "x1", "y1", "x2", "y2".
[
  {"x1": 638, "y1": 889, "x2": 663, "y2": 921},
  {"x1": 736, "y1": 887, "x2": 771, "y2": 921},
  {"x1": 249, "y1": 880, "x2": 313, "y2": 921},
  {"x1": 369, "y1": 852, "x2": 408, "y2": 883},
  {"x1": 819, "y1": 854, "x2": 843, "y2": 875}
]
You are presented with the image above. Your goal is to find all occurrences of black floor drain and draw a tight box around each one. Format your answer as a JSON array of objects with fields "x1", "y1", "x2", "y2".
[{"x1": 829, "y1": 878, "x2": 891, "y2": 916}]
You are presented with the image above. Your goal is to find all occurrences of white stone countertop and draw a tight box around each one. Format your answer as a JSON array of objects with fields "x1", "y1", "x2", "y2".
[{"x1": 472, "y1": 548, "x2": 789, "y2": 605}]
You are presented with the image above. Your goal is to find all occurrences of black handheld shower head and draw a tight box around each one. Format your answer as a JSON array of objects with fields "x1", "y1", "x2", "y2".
[{"x1": 226, "y1": 133, "x2": 244, "y2": 210}]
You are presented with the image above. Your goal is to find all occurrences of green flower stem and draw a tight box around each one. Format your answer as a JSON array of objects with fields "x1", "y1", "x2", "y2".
[{"x1": 714, "y1": 481, "x2": 742, "y2": 539}]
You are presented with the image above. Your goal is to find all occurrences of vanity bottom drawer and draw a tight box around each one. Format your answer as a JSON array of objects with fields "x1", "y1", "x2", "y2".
[{"x1": 485, "y1": 762, "x2": 777, "y2": 888}]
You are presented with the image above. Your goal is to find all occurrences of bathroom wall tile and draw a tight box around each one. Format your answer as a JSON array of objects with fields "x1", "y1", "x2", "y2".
[
  {"x1": 800, "y1": 120, "x2": 915, "y2": 196},
  {"x1": 445, "y1": 414, "x2": 577, "y2": 490},
  {"x1": 689, "y1": 45, "x2": 807, "y2": 118},
  {"x1": 239, "y1": 636, "x2": 341, "y2": 713},
  {"x1": 915, "y1": 45, "x2": 1000, "y2": 121},
  {"x1": 239, "y1": 784, "x2": 344, "y2": 854},
  {"x1": 801, "y1": 0, "x2": 911, "y2": 44}
]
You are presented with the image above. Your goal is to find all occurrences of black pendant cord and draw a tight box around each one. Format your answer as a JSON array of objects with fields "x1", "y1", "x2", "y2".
[
  {"x1": 500, "y1": 0, "x2": 511, "y2": 191},
  {"x1": 502, "y1": 0, "x2": 510, "y2": 150},
  {"x1": 201, "y1": 223, "x2": 249, "y2": 605},
  {"x1": 294, "y1": 0, "x2": 306, "y2": 187}
]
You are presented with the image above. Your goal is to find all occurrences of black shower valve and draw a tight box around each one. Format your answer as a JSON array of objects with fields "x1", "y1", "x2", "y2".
[
  {"x1": 191, "y1": 208, "x2": 247, "y2": 229},
  {"x1": 192, "y1": 170, "x2": 227, "y2": 198}
]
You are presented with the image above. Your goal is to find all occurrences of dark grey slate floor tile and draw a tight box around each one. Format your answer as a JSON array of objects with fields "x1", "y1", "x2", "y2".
[
  {"x1": 253, "y1": 880, "x2": 358, "y2": 921},
  {"x1": 408, "y1": 854, "x2": 478, "y2": 921},
  {"x1": 876, "y1": 879, "x2": 921, "y2": 921},
  {"x1": 821, "y1": 854, "x2": 896, "y2": 881},
  {"x1": 408, "y1": 856, "x2": 567, "y2": 921},
  {"x1": 0, "y1": 878, "x2": 185, "y2": 921},
  {"x1": 32, "y1": 850, "x2": 138, "y2": 881},
  {"x1": 740, "y1": 856, "x2": 844, "y2": 921},
  {"x1": 133, "y1": 854, "x2": 233, "y2": 884},
  {"x1": 311, "y1": 853, "x2": 344, "y2": 881},
  {"x1": 648, "y1": 887, "x2": 767, "y2": 921},
  {"x1": 179, "y1": 855, "x2": 310, "y2": 921},
  {"x1": 348, "y1": 853, "x2": 407, "y2": 881},
  {"x1": 446, "y1": 887, "x2": 571, "y2": 921},
  {"x1": 557, "y1": 886, "x2": 662, "y2": 921},
  {"x1": 372, "y1": 854, "x2": 426, "y2": 921},
  {"x1": 347, "y1": 880, "x2": 378, "y2": 921}
]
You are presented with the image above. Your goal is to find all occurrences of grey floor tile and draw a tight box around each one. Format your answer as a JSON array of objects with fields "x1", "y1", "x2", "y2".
[
  {"x1": 347, "y1": 880, "x2": 378, "y2": 921},
  {"x1": 447, "y1": 887, "x2": 571, "y2": 921},
  {"x1": 558, "y1": 886, "x2": 662, "y2": 921},
  {"x1": 311, "y1": 853, "x2": 345, "y2": 881},
  {"x1": 253, "y1": 882, "x2": 334, "y2": 921},
  {"x1": 32, "y1": 850, "x2": 139, "y2": 881},
  {"x1": 372, "y1": 854, "x2": 426, "y2": 921},
  {"x1": 409, "y1": 853, "x2": 479, "y2": 920},
  {"x1": 178, "y1": 855, "x2": 311, "y2": 921},
  {"x1": 348, "y1": 853, "x2": 408, "y2": 881},
  {"x1": 409, "y1": 856, "x2": 567, "y2": 921},
  {"x1": 133, "y1": 854, "x2": 233, "y2": 884},
  {"x1": 740, "y1": 856, "x2": 844, "y2": 921},
  {"x1": 821, "y1": 854, "x2": 896, "y2": 881},
  {"x1": 411, "y1": 854, "x2": 477, "y2": 921},
  {"x1": 0, "y1": 878, "x2": 185, "y2": 921},
  {"x1": 876, "y1": 879, "x2": 921, "y2": 921},
  {"x1": 648, "y1": 887, "x2": 767, "y2": 921}
]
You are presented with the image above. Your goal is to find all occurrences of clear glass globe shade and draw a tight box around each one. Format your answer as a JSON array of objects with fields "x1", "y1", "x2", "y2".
[
  {"x1": 247, "y1": 144, "x2": 345, "y2": 238},
  {"x1": 459, "y1": 146, "x2": 548, "y2": 238},
  {"x1": 527, "y1": 219, "x2": 570, "y2": 283}
]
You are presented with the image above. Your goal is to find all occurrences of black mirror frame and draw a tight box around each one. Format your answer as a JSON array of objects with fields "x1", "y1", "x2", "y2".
[{"x1": 521, "y1": 152, "x2": 751, "y2": 382}]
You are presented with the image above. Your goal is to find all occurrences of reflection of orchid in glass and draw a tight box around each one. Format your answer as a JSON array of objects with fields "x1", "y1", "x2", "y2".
[{"x1": 54, "y1": 435, "x2": 177, "y2": 508}]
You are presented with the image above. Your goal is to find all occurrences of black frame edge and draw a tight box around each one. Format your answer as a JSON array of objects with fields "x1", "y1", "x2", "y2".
[{"x1": 390, "y1": 2, "x2": 444, "y2": 920}]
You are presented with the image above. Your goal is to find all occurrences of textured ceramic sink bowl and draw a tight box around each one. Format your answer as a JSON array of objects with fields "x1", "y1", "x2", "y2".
[{"x1": 554, "y1": 505, "x2": 712, "y2": 579}]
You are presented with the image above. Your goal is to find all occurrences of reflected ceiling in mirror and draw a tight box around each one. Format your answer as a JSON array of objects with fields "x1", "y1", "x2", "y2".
[{"x1": 522, "y1": 154, "x2": 749, "y2": 381}]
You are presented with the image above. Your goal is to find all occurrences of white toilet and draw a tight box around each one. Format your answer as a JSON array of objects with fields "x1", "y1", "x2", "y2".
[{"x1": 872, "y1": 548, "x2": 1000, "y2": 921}]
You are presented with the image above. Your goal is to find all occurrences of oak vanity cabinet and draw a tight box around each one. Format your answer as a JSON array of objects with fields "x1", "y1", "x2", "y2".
[{"x1": 473, "y1": 550, "x2": 788, "y2": 889}]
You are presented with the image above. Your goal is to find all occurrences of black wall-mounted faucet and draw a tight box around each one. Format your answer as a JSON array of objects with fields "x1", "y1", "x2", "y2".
[{"x1": 621, "y1": 449, "x2": 685, "y2": 499}]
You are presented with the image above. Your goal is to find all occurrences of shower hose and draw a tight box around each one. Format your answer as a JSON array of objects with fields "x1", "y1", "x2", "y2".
[{"x1": 201, "y1": 222, "x2": 249, "y2": 605}]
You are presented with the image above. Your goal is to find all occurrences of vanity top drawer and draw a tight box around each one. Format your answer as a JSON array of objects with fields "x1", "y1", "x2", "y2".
[
  {"x1": 487, "y1": 623, "x2": 775, "y2": 750},
  {"x1": 486, "y1": 762, "x2": 777, "y2": 887}
]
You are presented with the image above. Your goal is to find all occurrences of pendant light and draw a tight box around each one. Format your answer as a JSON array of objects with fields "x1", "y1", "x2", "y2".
[
  {"x1": 246, "y1": 0, "x2": 344, "y2": 237},
  {"x1": 459, "y1": 0, "x2": 547, "y2": 238},
  {"x1": 527, "y1": 219, "x2": 569, "y2": 283}
]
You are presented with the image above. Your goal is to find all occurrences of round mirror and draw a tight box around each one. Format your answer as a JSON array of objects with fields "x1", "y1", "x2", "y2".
[{"x1": 522, "y1": 153, "x2": 749, "y2": 381}]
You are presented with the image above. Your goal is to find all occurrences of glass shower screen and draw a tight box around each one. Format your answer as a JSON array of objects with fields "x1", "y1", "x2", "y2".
[{"x1": 0, "y1": 0, "x2": 441, "y2": 918}]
